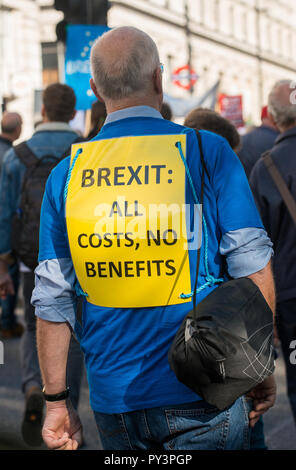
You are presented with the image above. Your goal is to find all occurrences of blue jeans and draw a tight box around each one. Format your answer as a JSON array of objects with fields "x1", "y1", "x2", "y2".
[
  {"x1": 94, "y1": 396, "x2": 251, "y2": 450},
  {"x1": 0, "y1": 262, "x2": 20, "y2": 329},
  {"x1": 250, "y1": 416, "x2": 267, "y2": 450}
]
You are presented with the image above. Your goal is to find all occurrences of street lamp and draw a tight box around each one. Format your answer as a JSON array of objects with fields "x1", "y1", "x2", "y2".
[
  {"x1": 184, "y1": 0, "x2": 194, "y2": 95},
  {"x1": 255, "y1": 0, "x2": 268, "y2": 109}
]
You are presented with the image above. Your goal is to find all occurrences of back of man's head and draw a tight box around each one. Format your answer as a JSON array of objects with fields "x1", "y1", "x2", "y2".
[
  {"x1": 43, "y1": 83, "x2": 76, "y2": 123},
  {"x1": 268, "y1": 80, "x2": 296, "y2": 132},
  {"x1": 184, "y1": 107, "x2": 240, "y2": 151},
  {"x1": 1, "y1": 112, "x2": 22, "y2": 141},
  {"x1": 90, "y1": 27, "x2": 161, "y2": 103}
]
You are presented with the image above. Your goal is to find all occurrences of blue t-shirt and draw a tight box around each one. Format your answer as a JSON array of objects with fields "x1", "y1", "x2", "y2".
[{"x1": 39, "y1": 117, "x2": 263, "y2": 413}]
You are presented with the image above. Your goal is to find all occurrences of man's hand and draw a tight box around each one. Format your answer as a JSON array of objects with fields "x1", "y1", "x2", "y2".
[
  {"x1": 0, "y1": 260, "x2": 14, "y2": 299},
  {"x1": 246, "y1": 375, "x2": 276, "y2": 428},
  {"x1": 42, "y1": 399, "x2": 83, "y2": 450}
]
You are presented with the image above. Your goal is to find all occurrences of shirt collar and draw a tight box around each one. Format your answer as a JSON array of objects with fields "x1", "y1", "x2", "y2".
[
  {"x1": 275, "y1": 126, "x2": 296, "y2": 145},
  {"x1": 34, "y1": 122, "x2": 77, "y2": 134},
  {"x1": 104, "y1": 106, "x2": 163, "y2": 125}
]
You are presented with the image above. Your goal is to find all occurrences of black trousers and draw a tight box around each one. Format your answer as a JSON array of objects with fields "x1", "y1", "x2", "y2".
[{"x1": 276, "y1": 299, "x2": 296, "y2": 422}]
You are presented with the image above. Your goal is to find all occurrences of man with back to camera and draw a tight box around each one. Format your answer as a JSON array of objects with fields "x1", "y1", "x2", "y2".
[
  {"x1": 0, "y1": 84, "x2": 84, "y2": 447},
  {"x1": 0, "y1": 112, "x2": 23, "y2": 339},
  {"x1": 238, "y1": 104, "x2": 279, "y2": 179},
  {"x1": 0, "y1": 112, "x2": 22, "y2": 165},
  {"x1": 250, "y1": 80, "x2": 296, "y2": 426},
  {"x1": 32, "y1": 27, "x2": 276, "y2": 450}
]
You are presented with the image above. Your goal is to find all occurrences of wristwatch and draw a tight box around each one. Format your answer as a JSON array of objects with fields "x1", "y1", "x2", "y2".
[{"x1": 42, "y1": 386, "x2": 70, "y2": 402}]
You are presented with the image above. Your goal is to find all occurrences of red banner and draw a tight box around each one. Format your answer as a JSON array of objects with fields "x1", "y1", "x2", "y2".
[{"x1": 218, "y1": 94, "x2": 244, "y2": 128}]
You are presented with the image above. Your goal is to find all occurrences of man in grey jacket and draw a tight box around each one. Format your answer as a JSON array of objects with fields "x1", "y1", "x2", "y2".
[{"x1": 250, "y1": 80, "x2": 296, "y2": 424}]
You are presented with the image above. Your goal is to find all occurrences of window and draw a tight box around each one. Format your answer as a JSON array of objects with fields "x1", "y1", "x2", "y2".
[{"x1": 41, "y1": 42, "x2": 58, "y2": 70}]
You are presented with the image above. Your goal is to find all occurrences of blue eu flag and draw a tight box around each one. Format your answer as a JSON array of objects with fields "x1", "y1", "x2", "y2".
[{"x1": 65, "y1": 25, "x2": 110, "y2": 110}]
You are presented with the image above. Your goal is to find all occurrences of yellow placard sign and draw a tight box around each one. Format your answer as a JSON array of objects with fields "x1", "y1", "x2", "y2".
[{"x1": 65, "y1": 134, "x2": 191, "y2": 308}]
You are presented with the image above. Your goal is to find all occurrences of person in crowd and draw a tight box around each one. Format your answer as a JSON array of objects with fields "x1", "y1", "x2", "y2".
[
  {"x1": 0, "y1": 112, "x2": 22, "y2": 166},
  {"x1": 250, "y1": 79, "x2": 296, "y2": 425},
  {"x1": 87, "y1": 99, "x2": 107, "y2": 139},
  {"x1": 0, "y1": 84, "x2": 84, "y2": 447},
  {"x1": 0, "y1": 112, "x2": 23, "y2": 339},
  {"x1": 32, "y1": 27, "x2": 275, "y2": 451},
  {"x1": 238, "y1": 104, "x2": 279, "y2": 178},
  {"x1": 184, "y1": 107, "x2": 240, "y2": 151},
  {"x1": 184, "y1": 105, "x2": 269, "y2": 451},
  {"x1": 160, "y1": 102, "x2": 173, "y2": 121}
]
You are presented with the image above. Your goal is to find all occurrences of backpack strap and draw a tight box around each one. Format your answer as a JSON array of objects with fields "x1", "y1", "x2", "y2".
[
  {"x1": 262, "y1": 151, "x2": 296, "y2": 226},
  {"x1": 167, "y1": 131, "x2": 224, "y2": 312},
  {"x1": 192, "y1": 131, "x2": 206, "y2": 314},
  {"x1": 196, "y1": 131, "x2": 210, "y2": 182},
  {"x1": 14, "y1": 142, "x2": 38, "y2": 168}
]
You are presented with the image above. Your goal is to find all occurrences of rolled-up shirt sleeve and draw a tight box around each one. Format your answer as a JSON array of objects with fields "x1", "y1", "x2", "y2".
[
  {"x1": 220, "y1": 227, "x2": 273, "y2": 278},
  {"x1": 32, "y1": 258, "x2": 77, "y2": 331}
]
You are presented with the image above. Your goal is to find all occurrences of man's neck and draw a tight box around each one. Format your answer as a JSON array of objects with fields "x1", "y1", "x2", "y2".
[
  {"x1": 0, "y1": 133, "x2": 13, "y2": 143},
  {"x1": 105, "y1": 97, "x2": 161, "y2": 115},
  {"x1": 261, "y1": 119, "x2": 278, "y2": 132},
  {"x1": 280, "y1": 124, "x2": 296, "y2": 133}
]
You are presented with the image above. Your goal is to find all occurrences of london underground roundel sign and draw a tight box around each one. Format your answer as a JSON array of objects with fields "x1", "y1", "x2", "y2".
[{"x1": 172, "y1": 65, "x2": 198, "y2": 91}]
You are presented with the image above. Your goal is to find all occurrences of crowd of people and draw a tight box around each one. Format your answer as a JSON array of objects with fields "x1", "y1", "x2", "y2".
[{"x1": 0, "y1": 26, "x2": 295, "y2": 451}]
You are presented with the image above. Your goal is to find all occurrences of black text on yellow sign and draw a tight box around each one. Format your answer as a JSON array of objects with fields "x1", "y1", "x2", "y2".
[{"x1": 65, "y1": 135, "x2": 191, "y2": 308}]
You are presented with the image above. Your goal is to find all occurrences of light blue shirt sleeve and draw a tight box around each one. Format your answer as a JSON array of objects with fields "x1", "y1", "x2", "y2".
[
  {"x1": 220, "y1": 227, "x2": 273, "y2": 278},
  {"x1": 32, "y1": 258, "x2": 77, "y2": 331}
]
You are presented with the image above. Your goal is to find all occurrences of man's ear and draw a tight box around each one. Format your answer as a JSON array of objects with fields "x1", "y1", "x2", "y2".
[
  {"x1": 70, "y1": 110, "x2": 77, "y2": 121},
  {"x1": 15, "y1": 125, "x2": 22, "y2": 140},
  {"x1": 41, "y1": 104, "x2": 47, "y2": 121},
  {"x1": 90, "y1": 78, "x2": 104, "y2": 102},
  {"x1": 153, "y1": 67, "x2": 163, "y2": 96},
  {"x1": 267, "y1": 110, "x2": 279, "y2": 130}
]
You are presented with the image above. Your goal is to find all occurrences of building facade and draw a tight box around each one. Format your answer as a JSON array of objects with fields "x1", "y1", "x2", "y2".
[
  {"x1": 0, "y1": 0, "x2": 41, "y2": 137},
  {"x1": 0, "y1": 0, "x2": 296, "y2": 138},
  {"x1": 109, "y1": 0, "x2": 296, "y2": 124},
  {"x1": 0, "y1": 0, "x2": 63, "y2": 138}
]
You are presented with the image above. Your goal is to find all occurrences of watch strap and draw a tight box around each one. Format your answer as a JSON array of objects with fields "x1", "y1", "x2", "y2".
[{"x1": 42, "y1": 387, "x2": 70, "y2": 402}]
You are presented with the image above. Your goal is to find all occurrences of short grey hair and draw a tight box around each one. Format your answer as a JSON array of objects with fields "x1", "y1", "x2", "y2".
[
  {"x1": 90, "y1": 27, "x2": 160, "y2": 100},
  {"x1": 268, "y1": 79, "x2": 296, "y2": 129}
]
